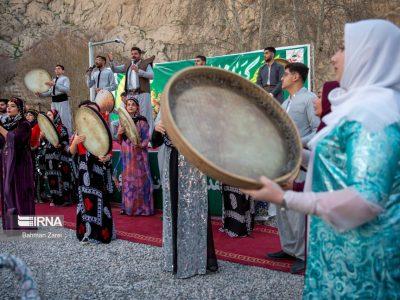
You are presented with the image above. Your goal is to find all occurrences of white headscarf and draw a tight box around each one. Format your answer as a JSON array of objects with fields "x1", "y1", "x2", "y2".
[{"x1": 308, "y1": 19, "x2": 400, "y2": 149}]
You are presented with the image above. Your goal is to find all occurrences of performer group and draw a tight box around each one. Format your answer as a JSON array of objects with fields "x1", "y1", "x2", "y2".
[{"x1": 0, "y1": 19, "x2": 399, "y2": 298}]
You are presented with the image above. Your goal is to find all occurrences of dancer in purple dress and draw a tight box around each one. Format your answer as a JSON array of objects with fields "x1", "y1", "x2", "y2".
[{"x1": 0, "y1": 97, "x2": 35, "y2": 230}]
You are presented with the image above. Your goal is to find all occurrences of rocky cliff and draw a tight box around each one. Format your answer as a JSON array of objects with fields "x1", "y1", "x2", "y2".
[{"x1": 1, "y1": 0, "x2": 399, "y2": 110}]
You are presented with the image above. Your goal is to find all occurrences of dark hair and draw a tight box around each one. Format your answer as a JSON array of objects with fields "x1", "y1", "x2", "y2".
[
  {"x1": 126, "y1": 98, "x2": 139, "y2": 107},
  {"x1": 264, "y1": 47, "x2": 276, "y2": 54},
  {"x1": 131, "y1": 47, "x2": 142, "y2": 54},
  {"x1": 0, "y1": 98, "x2": 8, "y2": 104},
  {"x1": 120, "y1": 92, "x2": 127, "y2": 97},
  {"x1": 9, "y1": 96, "x2": 24, "y2": 113},
  {"x1": 285, "y1": 62, "x2": 309, "y2": 83},
  {"x1": 95, "y1": 55, "x2": 107, "y2": 62},
  {"x1": 78, "y1": 100, "x2": 93, "y2": 107},
  {"x1": 26, "y1": 109, "x2": 38, "y2": 118},
  {"x1": 195, "y1": 55, "x2": 207, "y2": 63},
  {"x1": 78, "y1": 100, "x2": 101, "y2": 112},
  {"x1": 56, "y1": 64, "x2": 65, "y2": 70}
]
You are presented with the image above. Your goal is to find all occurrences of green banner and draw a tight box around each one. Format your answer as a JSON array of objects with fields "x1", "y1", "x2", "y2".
[
  {"x1": 113, "y1": 44, "x2": 311, "y2": 113},
  {"x1": 111, "y1": 44, "x2": 311, "y2": 215}
]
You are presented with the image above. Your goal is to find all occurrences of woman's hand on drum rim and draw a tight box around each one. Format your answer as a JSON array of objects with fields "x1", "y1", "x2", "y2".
[
  {"x1": 72, "y1": 134, "x2": 86, "y2": 145},
  {"x1": 241, "y1": 176, "x2": 284, "y2": 205},
  {"x1": 155, "y1": 122, "x2": 166, "y2": 134},
  {"x1": 98, "y1": 154, "x2": 111, "y2": 163},
  {"x1": 117, "y1": 125, "x2": 125, "y2": 135},
  {"x1": 280, "y1": 179, "x2": 294, "y2": 191}
]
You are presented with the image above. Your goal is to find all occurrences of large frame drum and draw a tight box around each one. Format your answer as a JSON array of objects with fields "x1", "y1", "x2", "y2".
[
  {"x1": 75, "y1": 106, "x2": 112, "y2": 157},
  {"x1": 37, "y1": 113, "x2": 60, "y2": 147},
  {"x1": 95, "y1": 89, "x2": 115, "y2": 113},
  {"x1": 117, "y1": 106, "x2": 140, "y2": 144},
  {"x1": 161, "y1": 66, "x2": 302, "y2": 189},
  {"x1": 24, "y1": 69, "x2": 52, "y2": 93}
]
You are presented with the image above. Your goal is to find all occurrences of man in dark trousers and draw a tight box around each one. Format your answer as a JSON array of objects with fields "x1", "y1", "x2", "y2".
[{"x1": 256, "y1": 47, "x2": 285, "y2": 103}]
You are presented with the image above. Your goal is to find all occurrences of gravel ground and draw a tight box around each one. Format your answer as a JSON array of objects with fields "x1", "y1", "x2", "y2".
[{"x1": 0, "y1": 222, "x2": 303, "y2": 300}]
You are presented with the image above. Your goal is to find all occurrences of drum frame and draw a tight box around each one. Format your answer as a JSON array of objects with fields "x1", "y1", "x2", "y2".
[
  {"x1": 75, "y1": 106, "x2": 112, "y2": 157},
  {"x1": 24, "y1": 69, "x2": 52, "y2": 93},
  {"x1": 37, "y1": 113, "x2": 60, "y2": 147},
  {"x1": 275, "y1": 58, "x2": 290, "y2": 67},
  {"x1": 95, "y1": 89, "x2": 115, "y2": 113},
  {"x1": 117, "y1": 106, "x2": 140, "y2": 145},
  {"x1": 161, "y1": 66, "x2": 302, "y2": 189}
]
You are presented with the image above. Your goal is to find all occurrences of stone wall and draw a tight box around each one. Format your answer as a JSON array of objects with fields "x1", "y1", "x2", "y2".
[{"x1": 1, "y1": 0, "x2": 399, "y2": 109}]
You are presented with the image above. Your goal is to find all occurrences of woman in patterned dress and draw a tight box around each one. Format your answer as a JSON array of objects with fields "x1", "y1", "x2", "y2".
[
  {"x1": 118, "y1": 97, "x2": 154, "y2": 216},
  {"x1": 43, "y1": 109, "x2": 73, "y2": 206},
  {"x1": 25, "y1": 109, "x2": 41, "y2": 203},
  {"x1": 244, "y1": 20, "x2": 400, "y2": 299},
  {"x1": 152, "y1": 110, "x2": 218, "y2": 278},
  {"x1": 220, "y1": 184, "x2": 254, "y2": 237},
  {"x1": 70, "y1": 101, "x2": 115, "y2": 244}
]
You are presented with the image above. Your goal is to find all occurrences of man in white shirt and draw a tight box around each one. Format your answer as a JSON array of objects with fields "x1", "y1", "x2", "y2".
[
  {"x1": 86, "y1": 55, "x2": 117, "y2": 94},
  {"x1": 108, "y1": 47, "x2": 155, "y2": 135},
  {"x1": 36, "y1": 65, "x2": 73, "y2": 136},
  {"x1": 267, "y1": 62, "x2": 319, "y2": 274}
]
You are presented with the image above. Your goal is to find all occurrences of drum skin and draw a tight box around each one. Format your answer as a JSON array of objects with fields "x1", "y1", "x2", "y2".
[
  {"x1": 24, "y1": 69, "x2": 52, "y2": 93},
  {"x1": 95, "y1": 89, "x2": 115, "y2": 113},
  {"x1": 275, "y1": 58, "x2": 289, "y2": 67},
  {"x1": 161, "y1": 66, "x2": 302, "y2": 189},
  {"x1": 37, "y1": 113, "x2": 60, "y2": 147},
  {"x1": 117, "y1": 106, "x2": 140, "y2": 145},
  {"x1": 75, "y1": 106, "x2": 112, "y2": 157}
]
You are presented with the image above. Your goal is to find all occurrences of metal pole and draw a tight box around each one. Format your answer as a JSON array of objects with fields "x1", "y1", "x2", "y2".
[{"x1": 88, "y1": 41, "x2": 95, "y2": 101}]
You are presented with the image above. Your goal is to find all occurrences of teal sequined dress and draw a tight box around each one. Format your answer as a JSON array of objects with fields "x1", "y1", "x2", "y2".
[{"x1": 303, "y1": 120, "x2": 400, "y2": 299}]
